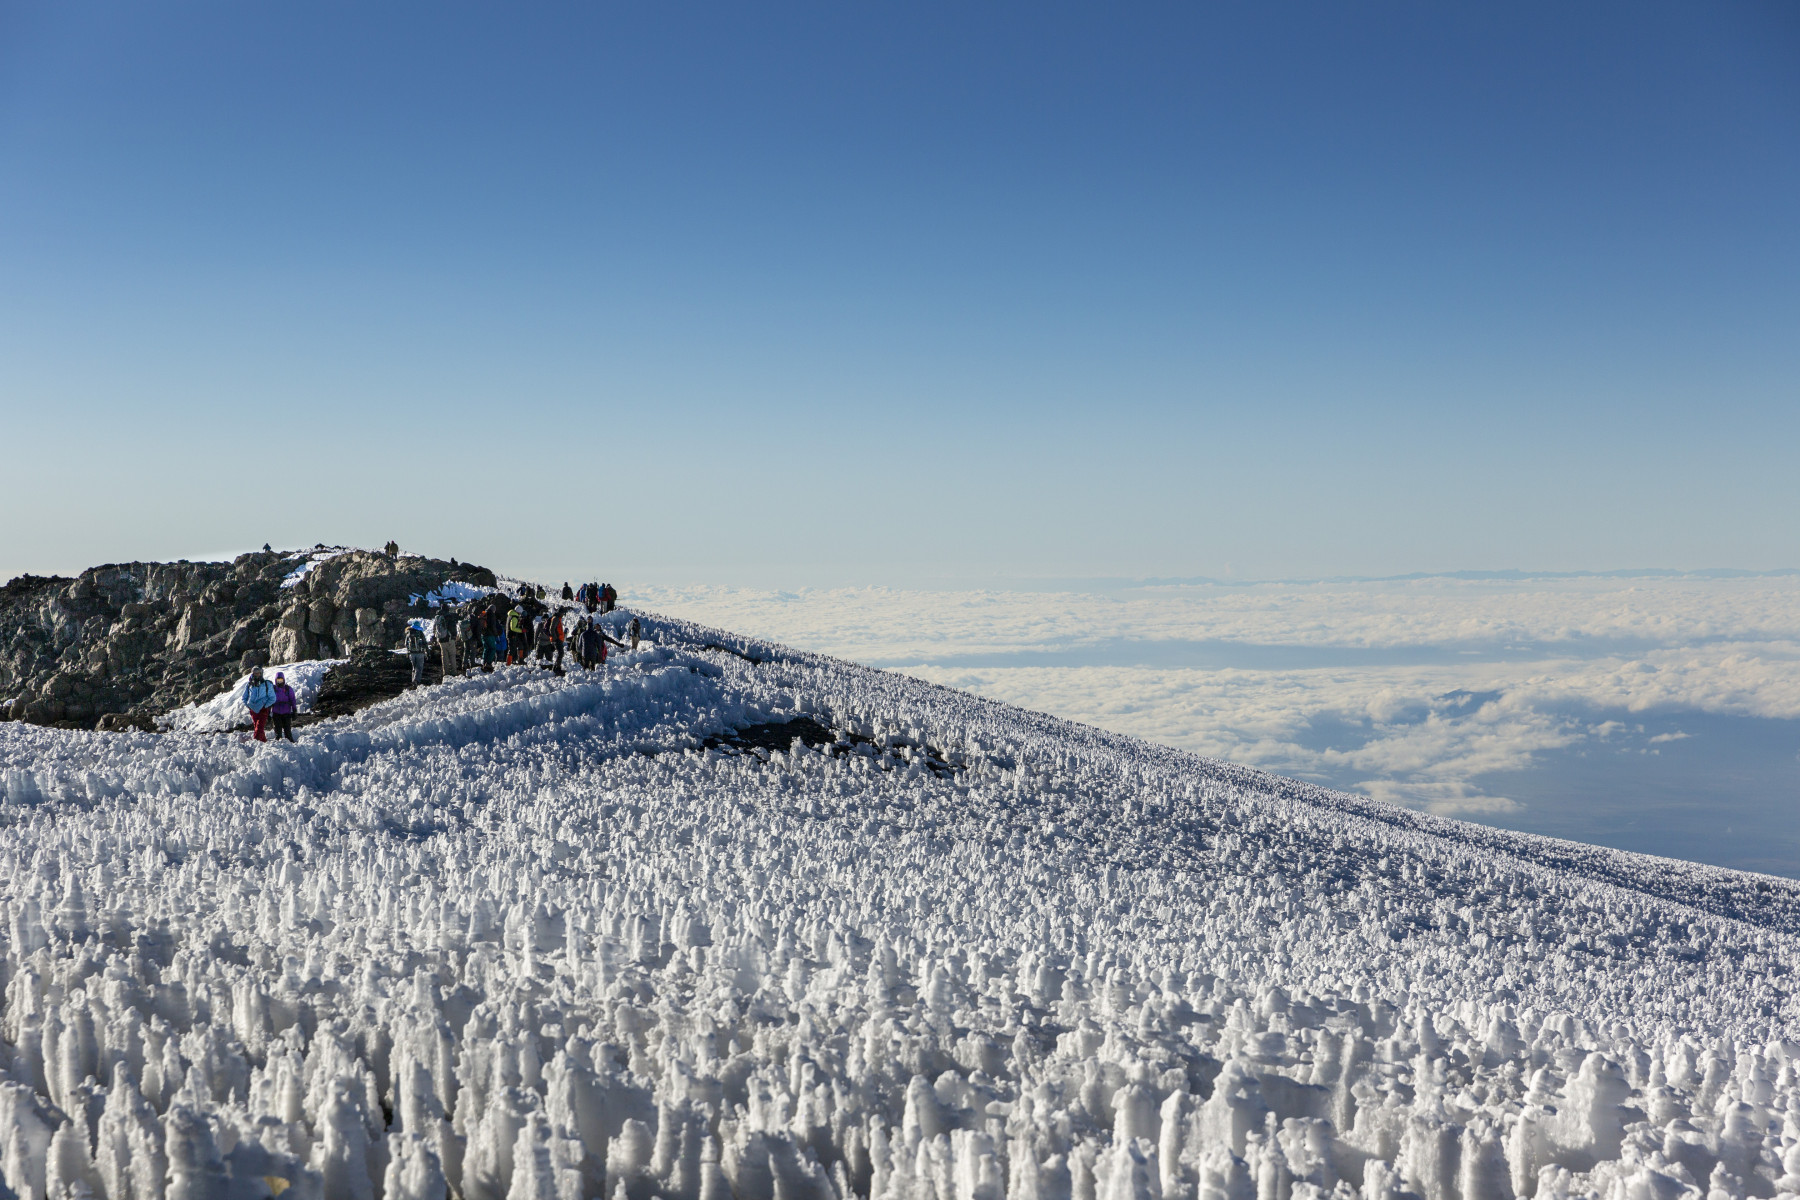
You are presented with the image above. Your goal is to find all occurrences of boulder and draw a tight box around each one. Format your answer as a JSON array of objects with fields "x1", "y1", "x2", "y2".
[
  {"x1": 224, "y1": 618, "x2": 259, "y2": 659},
  {"x1": 355, "y1": 608, "x2": 384, "y2": 647},
  {"x1": 269, "y1": 626, "x2": 315, "y2": 664},
  {"x1": 307, "y1": 597, "x2": 336, "y2": 635},
  {"x1": 172, "y1": 604, "x2": 216, "y2": 650}
]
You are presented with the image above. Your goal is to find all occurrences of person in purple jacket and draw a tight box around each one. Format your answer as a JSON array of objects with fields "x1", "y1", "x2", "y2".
[{"x1": 269, "y1": 672, "x2": 298, "y2": 743}]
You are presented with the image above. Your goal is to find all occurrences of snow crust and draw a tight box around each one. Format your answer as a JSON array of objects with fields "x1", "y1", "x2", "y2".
[
  {"x1": 157, "y1": 659, "x2": 343, "y2": 733},
  {"x1": 0, "y1": 609, "x2": 1795, "y2": 1200},
  {"x1": 279, "y1": 548, "x2": 356, "y2": 590},
  {"x1": 411, "y1": 582, "x2": 493, "y2": 609}
]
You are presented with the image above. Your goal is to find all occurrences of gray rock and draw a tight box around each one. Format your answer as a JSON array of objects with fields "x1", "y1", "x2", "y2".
[
  {"x1": 269, "y1": 625, "x2": 314, "y2": 664},
  {"x1": 307, "y1": 597, "x2": 336, "y2": 635},
  {"x1": 2, "y1": 547, "x2": 495, "y2": 729},
  {"x1": 224, "y1": 618, "x2": 258, "y2": 659},
  {"x1": 172, "y1": 604, "x2": 216, "y2": 650}
]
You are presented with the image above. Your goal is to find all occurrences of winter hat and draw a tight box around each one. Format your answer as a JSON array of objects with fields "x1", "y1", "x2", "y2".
[{"x1": 275, "y1": 673, "x2": 285, "y2": 682}]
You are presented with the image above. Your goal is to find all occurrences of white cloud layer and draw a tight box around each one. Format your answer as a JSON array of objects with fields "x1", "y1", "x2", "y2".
[{"x1": 638, "y1": 576, "x2": 1800, "y2": 818}]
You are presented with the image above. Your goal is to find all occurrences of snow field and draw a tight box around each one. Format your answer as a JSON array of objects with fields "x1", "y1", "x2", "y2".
[{"x1": 0, "y1": 612, "x2": 1794, "y2": 1200}]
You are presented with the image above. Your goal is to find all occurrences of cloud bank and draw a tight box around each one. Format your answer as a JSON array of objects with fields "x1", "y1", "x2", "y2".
[{"x1": 638, "y1": 576, "x2": 1800, "y2": 821}]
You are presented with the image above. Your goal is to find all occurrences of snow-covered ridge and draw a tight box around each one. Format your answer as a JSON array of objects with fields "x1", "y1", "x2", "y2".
[{"x1": 0, "y1": 609, "x2": 1794, "y2": 1200}]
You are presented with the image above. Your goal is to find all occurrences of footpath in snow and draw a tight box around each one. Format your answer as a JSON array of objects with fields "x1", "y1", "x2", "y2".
[{"x1": 0, "y1": 607, "x2": 1794, "y2": 1200}]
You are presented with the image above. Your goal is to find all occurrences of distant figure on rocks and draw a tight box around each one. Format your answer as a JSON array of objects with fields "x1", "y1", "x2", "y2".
[
  {"x1": 384, "y1": 540, "x2": 399, "y2": 558},
  {"x1": 242, "y1": 666, "x2": 276, "y2": 742},
  {"x1": 628, "y1": 616, "x2": 641, "y2": 650},
  {"x1": 270, "y1": 672, "x2": 297, "y2": 742},
  {"x1": 436, "y1": 605, "x2": 462, "y2": 677},
  {"x1": 561, "y1": 582, "x2": 574, "y2": 601},
  {"x1": 405, "y1": 622, "x2": 429, "y2": 685}
]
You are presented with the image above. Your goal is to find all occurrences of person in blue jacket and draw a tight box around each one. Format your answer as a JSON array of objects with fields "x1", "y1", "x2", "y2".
[{"x1": 241, "y1": 666, "x2": 277, "y2": 742}]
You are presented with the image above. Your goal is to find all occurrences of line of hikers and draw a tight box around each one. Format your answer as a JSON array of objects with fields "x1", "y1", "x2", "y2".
[
  {"x1": 244, "y1": 580, "x2": 640, "y2": 740},
  {"x1": 406, "y1": 583, "x2": 641, "y2": 686}
]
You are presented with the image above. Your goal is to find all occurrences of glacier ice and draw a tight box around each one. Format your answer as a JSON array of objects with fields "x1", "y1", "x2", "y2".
[{"x1": 0, "y1": 609, "x2": 1793, "y2": 1200}]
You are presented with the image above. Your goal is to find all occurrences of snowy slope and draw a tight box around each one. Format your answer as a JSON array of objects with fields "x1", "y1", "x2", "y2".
[{"x1": 0, "y1": 608, "x2": 1795, "y2": 1200}]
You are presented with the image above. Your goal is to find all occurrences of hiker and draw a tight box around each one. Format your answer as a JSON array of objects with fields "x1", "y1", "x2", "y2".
[
  {"x1": 518, "y1": 583, "x2": 531, "y2": 600},
  {"x1": 628, "y1": 616, "x2": 641, "y2": 650},
  {"x1": 436, "y1": 604, "x2": 462, "y2": 677},
  {"x1": 461, "y1": 608, "x2": 482, "y2": 670},
  {"x1": 479, "y1": 606, "x2": 501, "y2": 670},
  {"x1": 579, "y1": 620, "x2": 626, "y2": 670},
  {"x1": 533, "y1": 611, "x2": 553, "y2": 665},
  {"x1": 549, "y1": 607, "x2": 568, "y2": 672},
  {"x1": 535, "y1": 584, "x2": 546, "y2": 600},
  {"x1": 507, "y1": 606, "x2": 529, "y2": 664},
  {"x1": 404, "y1": 621, "x2": 430, "y2": 685},
  {"x1": 270, "y1": 672, "x2": 298, "y2": 743},
  {"x1": 581, "y1": 582, "x2": 597, "y2": 614},
  {"x1": 601, "y1": 583, "x2": 616, "y2": 613},
  {"x1": 242, "y1": 666, "x2": 276, "y2": 743},
  {"x1": 561, "y1": 582, "x2": 574, "y2": 601},
  {"x1": 385, "y1": 539, "x2": 399, "y2": 558}
]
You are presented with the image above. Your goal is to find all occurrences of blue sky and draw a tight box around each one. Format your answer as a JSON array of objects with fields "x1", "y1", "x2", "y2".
[{"x1": 2, "y1": 2, "x2": 1796, "y2": 586}]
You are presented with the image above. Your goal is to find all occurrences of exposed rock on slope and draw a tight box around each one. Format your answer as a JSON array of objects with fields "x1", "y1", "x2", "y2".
[{"x1": 0, "y1": 548, "x2": 494, "y2": 730}]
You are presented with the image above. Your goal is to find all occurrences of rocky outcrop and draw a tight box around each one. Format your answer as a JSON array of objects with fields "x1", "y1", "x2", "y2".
[
  {"x1": 0, "y1": 547, "x2": 496, "y2": 730},
  {"x1": 310, "y1": 644, "x2": 442, "y2": 718}
]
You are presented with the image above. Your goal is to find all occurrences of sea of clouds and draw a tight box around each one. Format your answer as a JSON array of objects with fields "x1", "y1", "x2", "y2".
[{"x1": 638, "y1": 574, "x2": 1800, "y2": 873}]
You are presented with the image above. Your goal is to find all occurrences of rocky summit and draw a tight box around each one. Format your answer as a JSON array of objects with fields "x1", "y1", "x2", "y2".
[{"x1": 0, "y1": 547, "x2": 495, "y2": 731}]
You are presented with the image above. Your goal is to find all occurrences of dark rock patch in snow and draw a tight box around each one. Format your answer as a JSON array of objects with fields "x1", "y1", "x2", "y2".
[
  {"x1": 704, "y1": 714, "x2": 965, "y2": 776},
  {"x1": 311, "y1": 644, "x2": 442, "y2": 718}
]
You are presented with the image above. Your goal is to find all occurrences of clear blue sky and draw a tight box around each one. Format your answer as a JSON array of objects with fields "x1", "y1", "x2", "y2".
[{"x1": 2, "y1": 2, "x2": 1796, "y2": 586}]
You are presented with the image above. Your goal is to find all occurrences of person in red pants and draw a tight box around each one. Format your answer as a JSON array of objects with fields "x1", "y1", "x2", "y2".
[{"x1": 241, "y1": 666, "x2": 277, "y2": 742}]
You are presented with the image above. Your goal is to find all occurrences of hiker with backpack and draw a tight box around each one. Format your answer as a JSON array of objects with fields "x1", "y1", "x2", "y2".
[
  {"x1": 242, "y1": 666, "x2": 276, "y2": 742},
  {"x1": 436, "y1": 604, "x2": 462, "y2": 678},
  {"x1": 548, "y1": 608, "x2": 568, "y2": 672},
  {"x1": 533, "y1": 611, "x2": 553, "y2": 666},
  {"x1": 270, "y1": 672, "x2": 298, "y2": 742},
  {"x1": 577, "y1": 618, "x2": 625, "y2": 670},
  {"x1": 482, "y1": 605, "x2": 501, "y2": 670},
  {"x1": 405, "y1": 621, "x2": 430, "y2": 685},
  {"x1": 628, "y1": 616, "x2": 641, "y2": 650},
  {"x1": 561, "y1": 582, "x2": 574, "y2": 601},
  {"x1": 506, "y1": 606, "x2": 530, "y2": 664}
]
